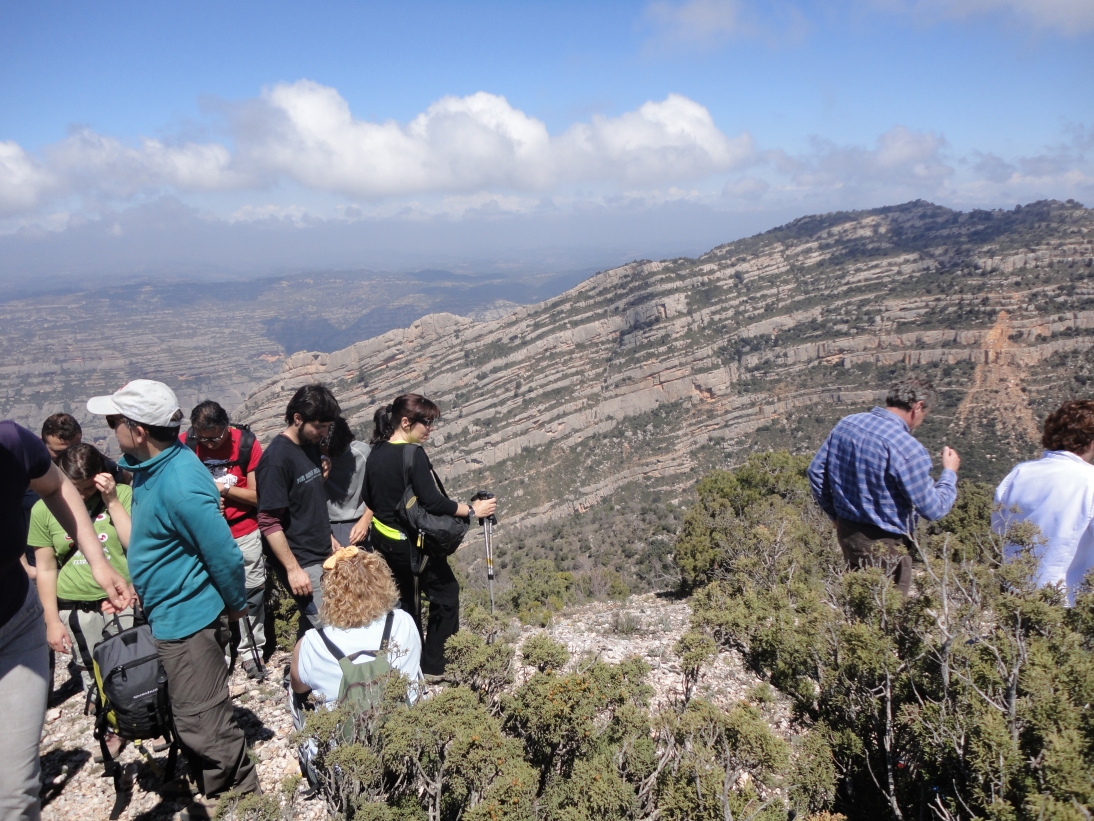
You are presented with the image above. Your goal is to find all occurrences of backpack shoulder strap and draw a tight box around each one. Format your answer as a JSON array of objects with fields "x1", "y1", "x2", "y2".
[
  {"x1": 317, "y1": 629, "x2": 346, "y2": 661},
  {"x1": 340, "y1": 612, "x2": 397, "y2": 662},
  {"x1": 401, "y1": 442, "x2": 416, "y2": 489},
  {"x1": 380, "y1": 610, "x2": 395, "y2": 651},
  {"x1": 184, "y1": 427, "x2": 198, "y2": 453},
  {"x1": 236, "y1": 427, "x2": 256, "y2": 474},
  {"x1": 403, "y1": 443, "x2": 450, "y2": 499}
]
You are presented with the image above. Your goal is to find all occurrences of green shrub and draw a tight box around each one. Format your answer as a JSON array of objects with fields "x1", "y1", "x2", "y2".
[
  {"x1": 678, "y1": 450, "x2": 1094, "y2": 820},
  {"x1": 507, "y1": 559, "x2": 574, "y2": 624},
  {"x1": 520, "y1": 635, "x2": 570, "y2": 673}
]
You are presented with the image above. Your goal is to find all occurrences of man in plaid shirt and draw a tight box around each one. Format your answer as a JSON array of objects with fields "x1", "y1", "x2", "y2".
[{"x1": 808, "y1": 377, "x2": 960, "y2": 594}]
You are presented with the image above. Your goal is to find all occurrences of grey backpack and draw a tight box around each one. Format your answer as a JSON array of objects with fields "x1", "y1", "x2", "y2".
[{"x1": 91, "y1": 620, "x2": 179, "y2": 792}]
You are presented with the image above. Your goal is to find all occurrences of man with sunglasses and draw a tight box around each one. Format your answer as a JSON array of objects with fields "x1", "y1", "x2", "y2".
[
  {"x1": 88, "y1": 380, "x2": 259, "y2": 814},
  {"x1": 179, "y1": 401, "x2": 266, "y2": 679}
]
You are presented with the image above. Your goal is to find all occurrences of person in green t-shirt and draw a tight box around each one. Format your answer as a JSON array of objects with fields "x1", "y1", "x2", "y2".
[{"x1": 28, "y1": 443, "x2": 135, "y2": 695}]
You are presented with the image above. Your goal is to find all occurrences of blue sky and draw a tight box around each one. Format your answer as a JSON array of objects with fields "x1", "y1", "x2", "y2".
[{"x1": 1, "y1": 0, "x2": 1091, "y2": 281}]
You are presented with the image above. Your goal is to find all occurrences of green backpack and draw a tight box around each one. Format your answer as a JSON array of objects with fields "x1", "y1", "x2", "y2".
[{"x1": 315, "y1": 611, "x2": 396, "y2": 743}]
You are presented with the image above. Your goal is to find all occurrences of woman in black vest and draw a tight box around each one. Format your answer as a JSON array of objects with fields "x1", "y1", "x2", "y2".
[{"x1": 363, "y1": 394, "x2": 497, "y2": 675}]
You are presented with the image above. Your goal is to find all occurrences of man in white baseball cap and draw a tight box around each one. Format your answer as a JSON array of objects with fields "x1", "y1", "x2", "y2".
[{"x1": 87, "y1": 380, "x2": 259, "y2": 814}]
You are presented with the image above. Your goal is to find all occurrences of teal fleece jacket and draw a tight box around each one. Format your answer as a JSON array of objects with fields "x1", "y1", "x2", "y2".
[{"x1": 122, "y1": 441, "x2": 246, "y2": 641}]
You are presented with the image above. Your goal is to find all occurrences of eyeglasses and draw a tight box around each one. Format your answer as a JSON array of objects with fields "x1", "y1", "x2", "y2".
[
  {"x1": 416, "y1": 419, "x2": 436, "y2": 429},
  {"x1": 194, "y1": 429, "x2": 227, "y2": 444},
  {"x1": 106, "y1": 415, "x2": 136, "y2": 430}
]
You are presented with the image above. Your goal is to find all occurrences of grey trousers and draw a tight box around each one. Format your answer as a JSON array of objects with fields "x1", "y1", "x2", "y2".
[
  {"x1": 231, "y1": 530, "x2": 266, "y2": 659},
  {"x1": 154, "y1": 615, "x2": 260, "y2": 798},
  {"x1": 56, "y1": 604, "x2": 135, "y2": 691},
  {"x1": 0, "y1": 583, "x2": 49, "y2": 821},
  {"x1": 271, "y1": 560, "x2": 325, "y2": 640}
]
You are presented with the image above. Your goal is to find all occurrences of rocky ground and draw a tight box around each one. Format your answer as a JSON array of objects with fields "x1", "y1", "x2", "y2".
[{"x1": 40, "y1": 593, "x2": 795, "y2": 820}]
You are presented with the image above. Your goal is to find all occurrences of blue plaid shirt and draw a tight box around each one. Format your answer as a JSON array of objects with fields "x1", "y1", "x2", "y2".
[{"x1": 808, "y1": 406, "x2": 957, "y2": 535}]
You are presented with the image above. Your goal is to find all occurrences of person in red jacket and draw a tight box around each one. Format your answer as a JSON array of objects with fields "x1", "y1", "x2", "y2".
[{"x1": 180, "y1": 400, "x2": 267, "y2": 679}]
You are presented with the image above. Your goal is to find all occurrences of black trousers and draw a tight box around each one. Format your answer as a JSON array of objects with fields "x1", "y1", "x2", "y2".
[{"x1": 372, "y1": 530, "x2": 459, "y2": 675}]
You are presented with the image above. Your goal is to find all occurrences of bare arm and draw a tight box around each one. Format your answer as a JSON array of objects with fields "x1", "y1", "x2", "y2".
[
  {"x1": 30, "y1": 464, "x2": 132, "y2": 611},
  {"x1": 221, "y1": 470, "x2": 258, "y2": 508},
  {"x1": 33, "y1": 547, "x2": 71, "y2": 653},
  {"x1": 290, "y1": 640, "x2": 311, "y2": 694},
  {"x1": 19, "y1": 554, "x2": 36, "y2": 580},
  {"x1": 348, "y1": 508, "x2": 374, "y2": 546},
  {"x1": 265, "y1": 529, "x2": 313, "y2": 596},
  {"x1": 95, "y1": 473, "x2": 131, "y2": 548}
]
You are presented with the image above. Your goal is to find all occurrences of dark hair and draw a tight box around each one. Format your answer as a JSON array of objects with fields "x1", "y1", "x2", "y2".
[
  {"x1": 140, "y1": 422, "x2": 181, "y2": 444},
  {"x1": 122, "y1": 412, "x2": 182, "y2": 444},
  {"x1": 885, "y1": 377, "x2": 937, "y2": 411},
  {"x1": 42, "y1": 413, "x2": 81, "y2": 442},
  {"x1": 370, "y1": 394, "x2": 440, "y2": 445},
  {"x1": 326, "y1": 417, "x2": 356, "y2": 457},
  {"x1": 191, "y1": 400, "x2": 229, "y2": 429},
  {"x1": 57, "y1": 442, "x2": 107, "y2": 481},
  {"x1": 285, "y1": 384, "x2": 341, "y2": 426},
  {"x1": 1042, "y1": 400, "x2": 1094, "y2": 454}
]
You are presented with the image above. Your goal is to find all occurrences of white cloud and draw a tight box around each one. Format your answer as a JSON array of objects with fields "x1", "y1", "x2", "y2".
[
  {"x1": 722, "y1": 176, "x2": 770, "y2": 200},
  {"x1": 645, "y1": 0, "x2": 753, "y2": 46},
  {"x1": 781, "y1": 126, "x2": 954, "y2": 193},
  {"x1": 643, "y1": 0, "x2": 808, "y2": 48},
  {"x1": 0, "y1": 83, "x2": 752, "y2": 214},
  {"x1": 869, "y1": 0, "x2": 1094, "y2": 33},
  {"x1": 242, "y1": 82, "x2": 750, "y2": 195},
  {"x1": 46, "y1": 128, "x2": 239, "y2": 197},
  {"x1": 241, "y1": 83, "x2": 554, "y2": 197},
  {"x1": 0, "y1": 141, "x2": 55, "y2": 214},
  {"x1": 557, "y1": 94, "x2": 754, "y2": 183}
]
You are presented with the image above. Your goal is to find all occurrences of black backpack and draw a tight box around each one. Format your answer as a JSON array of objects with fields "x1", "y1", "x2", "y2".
[
  {"x1": 91, "y1": 620, "x2": 179, "y2": 792},
  {"x1": 396, "y1": 444, "x2": 469, "y2": 559},
  {"x1": 185, "y1": 424, "x2": 256, "y2": 476}
]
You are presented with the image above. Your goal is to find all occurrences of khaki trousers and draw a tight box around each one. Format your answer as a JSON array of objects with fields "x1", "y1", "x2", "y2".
[
  {"x1": 836, "y1": 517, "x2": 913, "y2": 596},
  {"x1": 154, "y1": 615, "x2": 260, "y2": 798}
]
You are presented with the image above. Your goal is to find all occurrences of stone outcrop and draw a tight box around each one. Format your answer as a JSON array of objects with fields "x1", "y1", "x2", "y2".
[{"x1": 239, "y1": 200, "x2": 1094, "y2": 527}]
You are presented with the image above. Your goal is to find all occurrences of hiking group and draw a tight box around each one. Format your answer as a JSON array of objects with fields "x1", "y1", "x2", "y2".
[
  {"x1": 1, "y1": 380, "x2": 495, "y2": 821},
  {"x1": 2, "y1": 373, "x2": 1093, "y2": 821}
]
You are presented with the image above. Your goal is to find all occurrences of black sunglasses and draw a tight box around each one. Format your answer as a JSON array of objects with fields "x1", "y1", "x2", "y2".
[{"x1": 106, "y1": 415, "x2": 136, "y2": 430}]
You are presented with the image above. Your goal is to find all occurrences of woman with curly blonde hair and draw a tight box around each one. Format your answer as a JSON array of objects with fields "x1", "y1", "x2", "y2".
[
  {"x1": 290, "y1": 546, "x2": 422, "y2": 705},
  {"x1": 994, "y1": 399, "x2": 1094, "y2": 604}
]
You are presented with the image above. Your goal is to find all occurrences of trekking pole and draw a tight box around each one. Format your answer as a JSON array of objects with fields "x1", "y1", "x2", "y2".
[
  {"x1": 471, "y1": 491, "x2": 497, "y2": 614},
  {"x1": 239, "y1": 614, "x2": 266, "y2": 675}
]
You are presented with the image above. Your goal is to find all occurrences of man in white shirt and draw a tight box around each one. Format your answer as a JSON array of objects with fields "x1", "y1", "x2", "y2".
[{"x1": 994, "y1": 400, "x2": 1094, "y2": 604}]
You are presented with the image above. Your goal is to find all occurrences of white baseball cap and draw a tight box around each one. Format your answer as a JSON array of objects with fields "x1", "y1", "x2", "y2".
[{"x1": 87, "y1": 380, "x2": 184, "y2": 427}]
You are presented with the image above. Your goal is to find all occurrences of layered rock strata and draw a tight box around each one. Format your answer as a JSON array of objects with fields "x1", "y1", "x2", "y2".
[{"x1": 240, "y1": 200, "x2": 1094, "y2": 528}]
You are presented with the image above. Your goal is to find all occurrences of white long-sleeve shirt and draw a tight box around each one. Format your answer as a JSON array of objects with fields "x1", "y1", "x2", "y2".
[{"x1": 993, "y1": 450, "x2": 1094, "y2": 605}]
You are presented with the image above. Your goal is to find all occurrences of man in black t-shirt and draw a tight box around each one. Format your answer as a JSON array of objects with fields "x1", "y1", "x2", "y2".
[{"x1": 256, "y1": 385, "x2": 340, "y2": 637}]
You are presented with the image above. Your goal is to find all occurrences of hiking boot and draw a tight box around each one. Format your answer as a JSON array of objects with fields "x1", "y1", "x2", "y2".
[
  {"x1": 157, "y1": 776, "x2": 195, "y2": 800},
  {"x1": 242, "y1": 660, "x2": 268, "y2": 680},
  {"x1": 174, "y1": 796, "x2": 217, "y2": 820},
  {"x1": 105, "y1": 731, "x2": 126, "y2": 758},
  {"x1": 92, "y1": 732, "x2": 127, "y2": 763}
]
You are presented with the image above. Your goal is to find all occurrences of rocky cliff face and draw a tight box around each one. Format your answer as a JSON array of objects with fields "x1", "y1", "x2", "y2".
[{"x1": 240, "y1": 200, "x2": 1094, "y2": 529}]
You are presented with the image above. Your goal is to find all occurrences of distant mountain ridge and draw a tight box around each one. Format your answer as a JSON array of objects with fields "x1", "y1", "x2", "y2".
[{"x1": 239, "y1": 199, "x2": 1094, "y2": 531}]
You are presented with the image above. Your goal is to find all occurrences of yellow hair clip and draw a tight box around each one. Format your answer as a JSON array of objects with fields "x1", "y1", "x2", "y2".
[{"x1": 323, "y1": 545, "x2": 360, "y2": 570}]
